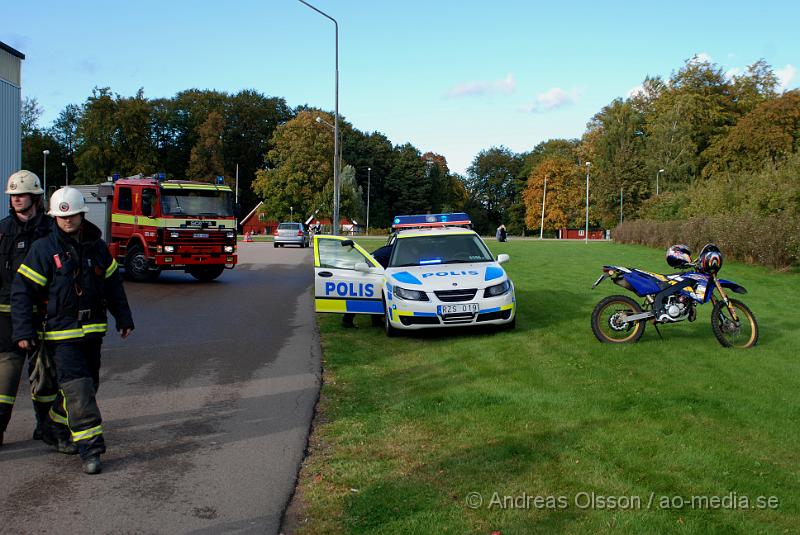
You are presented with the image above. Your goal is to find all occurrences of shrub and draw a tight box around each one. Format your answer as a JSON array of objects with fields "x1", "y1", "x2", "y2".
[{"x1": 613, "y1": 215, "x2": 800, "y2": 269}]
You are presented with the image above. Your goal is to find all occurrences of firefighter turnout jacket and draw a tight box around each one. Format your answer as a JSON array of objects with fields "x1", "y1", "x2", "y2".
[
  {"x1": 0, "y1": 210, "x2": 52, "y2": 315},
  {"x1": 11, "y1": 219, "x2": 134, "y2": 343}
]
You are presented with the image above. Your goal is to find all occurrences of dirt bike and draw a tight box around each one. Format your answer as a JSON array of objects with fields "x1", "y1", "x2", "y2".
[{"x1": 590, "y1": 245, "x2": 759, "y2": 348}]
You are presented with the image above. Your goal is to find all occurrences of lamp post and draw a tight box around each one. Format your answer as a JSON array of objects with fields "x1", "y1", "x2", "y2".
[
  {"x1": 539, "y1": 174, "x2": 547, "y2": 240},
  {"x1": 366, "y1": 167, "x2": 371, "y2": 236},
  {"x1": 62, "y1": 162, "x2": 69, "y2": 186},
  {"x1": 656, "y1": 168, "x2": 664, "y2": 196},
  {"x1": 298, "y1": 0, "x2": 339, "y2": 235},
  {"x1": 290, "y1": 206, "x2": 293, "y2": 222},
  {"x1": 585, "y1": 161, "x2": 591, "y2": 244},
  {"x1": 315, "y1": 116, "x2": 342, "y2": 173},
  {"x1": 42, "y1": 150, "x2": 49, "y2": 200}
]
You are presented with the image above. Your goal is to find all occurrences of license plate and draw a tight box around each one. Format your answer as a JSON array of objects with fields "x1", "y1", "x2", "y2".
[
  {"x1": 194, "y1": 233, "x2": 209, "y2": 238},
  {"x1": 438, "y1": 303, "x2": 479, "y2": 315}
]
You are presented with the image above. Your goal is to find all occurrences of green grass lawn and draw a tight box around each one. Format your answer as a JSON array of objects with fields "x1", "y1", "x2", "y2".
[{"x1": 292, "y1": 240, "x2": 799, "y2": 534}]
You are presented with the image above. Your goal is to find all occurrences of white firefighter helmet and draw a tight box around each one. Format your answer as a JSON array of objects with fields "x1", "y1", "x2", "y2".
[
  {"x1": 48, "y1": 187, "x2": 89, "y2": 217},
  {"x1": 6, "y1": 170, "x2": 45, "y2": 195}
]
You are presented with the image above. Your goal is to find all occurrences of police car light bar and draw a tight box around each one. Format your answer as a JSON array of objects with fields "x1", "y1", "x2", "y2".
[{"x1": 391, "y1": 213, "x2": 471, "y2": 229}]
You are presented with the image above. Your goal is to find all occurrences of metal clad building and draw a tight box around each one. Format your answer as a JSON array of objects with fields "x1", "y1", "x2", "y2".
[{"x1": 1, "y1": 41, "x2": 25, "y2": 210}]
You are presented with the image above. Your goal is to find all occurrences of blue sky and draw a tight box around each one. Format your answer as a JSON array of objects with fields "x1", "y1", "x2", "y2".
[{"x1": 4, "y1": 0, "x2": 798, "y2": 174}]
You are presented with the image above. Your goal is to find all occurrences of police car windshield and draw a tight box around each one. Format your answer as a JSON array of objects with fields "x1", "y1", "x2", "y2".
[
  {"x1": 389, "y1": 234, "x2": 494, "y2": 267},
  {"x1": 161, "y1": 190, "x2": 233, "y2": 217}
]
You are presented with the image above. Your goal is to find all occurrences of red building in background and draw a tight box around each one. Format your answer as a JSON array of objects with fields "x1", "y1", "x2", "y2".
[
  {"x1": 240, "y1": 202, "x2": 278, "y2": 236},
  {"x1": 559, "y1": 228, "x2": 606, "y2": 240}
]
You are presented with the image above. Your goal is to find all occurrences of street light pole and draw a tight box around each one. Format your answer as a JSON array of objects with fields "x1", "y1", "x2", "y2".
[
  {"x1": 656, "y1": 168, "x2": 664, "y2": 196},
  {"x1": 62, "y1": 162, "x2": 69, "y2": 186},
  {"x1": 539, "y1": 175, "x2": 547, "y2": 240},
  {"x1": 585, "y1": 162, "x2": 591, "y2": 244},
  {"x1": 291, "y1": 206, "x2": 293, "y2": 222},
  {"x1": 366, "y1": 167, "x2": 371, "y2": 236},
  {"x1": 42, "y1": 150, "x2": 49, "y2": 201},
  {"x1": 298, "y1": 0, "x2": 339, "y2": 235},
  {"x1": 235, "y1": 163, "x2": 239, "y2": 204}
]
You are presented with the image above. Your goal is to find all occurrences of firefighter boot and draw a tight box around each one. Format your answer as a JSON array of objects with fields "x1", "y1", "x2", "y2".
[
  {"x1": 40, "y1": 423, "x2": 79, "y2": 455},
  {"x1": 82, "y1": 454, "x2": 102, "y2": 475}
]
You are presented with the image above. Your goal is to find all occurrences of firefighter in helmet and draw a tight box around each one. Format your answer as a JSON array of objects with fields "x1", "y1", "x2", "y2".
[
  {"x1": 12, "y1": 186, "x2": 134, "y2": 474},
  {"x1": 0, "y1": 170, "x2": 56, "y2": 449}
]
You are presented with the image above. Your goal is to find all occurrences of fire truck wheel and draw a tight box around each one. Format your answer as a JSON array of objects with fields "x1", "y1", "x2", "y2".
[
  {"x1": 125, "y1": 245, "x2": 158, "y2": 282},
  {"x1": 189, "y1": 265, "x2": 225, "y2": 282}
]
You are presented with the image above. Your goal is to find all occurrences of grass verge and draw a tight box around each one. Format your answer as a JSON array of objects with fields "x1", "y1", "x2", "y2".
[{"x1": 291, "y1": 240, "x2": 798, "y2": 534}]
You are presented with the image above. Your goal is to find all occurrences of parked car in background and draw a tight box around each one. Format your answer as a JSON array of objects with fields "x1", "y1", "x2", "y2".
[{"x1": 274, "y1": 222, "x2": 309, "y2": 248}]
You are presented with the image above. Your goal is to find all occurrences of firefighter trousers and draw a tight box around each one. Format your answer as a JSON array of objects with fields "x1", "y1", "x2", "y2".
[
  {"x1": 0, "y1": 315, "x2": 56, "y2": 435},
  {"x1": 46, "y1": 338, "x2": 105, "y2": 459}
]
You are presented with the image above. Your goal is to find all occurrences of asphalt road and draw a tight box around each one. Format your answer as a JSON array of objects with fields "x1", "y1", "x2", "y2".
[{"x1": 0, "y1": 243, "x2": 320, "y2": 535}]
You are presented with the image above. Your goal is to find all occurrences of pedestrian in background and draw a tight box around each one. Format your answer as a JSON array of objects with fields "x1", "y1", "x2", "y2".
[
  {"x1": 12, "y1": 187, "x2": 134, "y2": 474},
  {"x1": 0, "y1": 171, "x2": 55, "y2": 449}
]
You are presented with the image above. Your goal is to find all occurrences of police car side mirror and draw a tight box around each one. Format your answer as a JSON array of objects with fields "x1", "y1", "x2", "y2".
[
  {"x1": 354, "y1": 262, "x2": 372, "y2": 273},
  {"x1": 497, "y1": 254, "x2": 510, "y2": 264},
  {"x1": 341, "y1": 240, "x2": 354, "y2": 247}
]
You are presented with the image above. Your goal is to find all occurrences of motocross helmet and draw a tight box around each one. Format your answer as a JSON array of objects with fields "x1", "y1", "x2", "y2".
[
  {"x1": 666, "y1": 244, "x2": 693, "y2": 269},
  {"x1": 698, "y1": 244, "x2": 723, "y2": 275}
]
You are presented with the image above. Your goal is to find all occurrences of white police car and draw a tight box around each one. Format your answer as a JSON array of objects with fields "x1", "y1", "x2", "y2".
[{"x1": 313, "y1": 213, "x2": 516, "y2": 336}]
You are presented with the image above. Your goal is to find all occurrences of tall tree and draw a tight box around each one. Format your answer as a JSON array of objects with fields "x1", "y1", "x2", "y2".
[
  {"x1": 384, "y1": 143, "x2": 428, "y2": 216},
  {"x1": 584, "y1": 99, "x2": 647, "y2": 226},
  {"x1": 523, "y1": 156, "x2": 585, "y2": 231},
  {"x1": 703, "y1": 90, "x2": 800, "y2": 177},
  {"x1": 252, "y1": 110, "x2": 334, "y2": 221},
  {"x1": 187, "y1": 111, "x2": 226, "y2": 182},
  {"x1": 74, "y1": 87, "x2": 119, "y2": 183},
  {"x1": 465, "y1": 146, "x2": 523, "y2": 231},
  {"x1": 115, "y1": 89, "x2": 157, "y2": 176}
]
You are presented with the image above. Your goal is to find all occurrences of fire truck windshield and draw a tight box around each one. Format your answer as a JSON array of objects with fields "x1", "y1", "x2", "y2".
[{"x1": 160, "y1": 189, "x2": 233, "y2": 217}]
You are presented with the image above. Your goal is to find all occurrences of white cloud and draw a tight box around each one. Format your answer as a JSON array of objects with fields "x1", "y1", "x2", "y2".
[
  {"x1": 446, "y1": 73, "x2": 516, "y2": 98},
  {"x1": 776, "y1": 64, "x2": 797, "y2": 90},
  {"x1": 519, "y1": 87, "x2": 581, "y2": 113},
  {"x1": 627, "y1": 85, "x2": 644, "y2": 98},
  {"x1": 689, "y1": 52, "x2": 713, "y2": 64},
  {"x1": 724, "y1": 67, "x2": 743, "y2": 80}
]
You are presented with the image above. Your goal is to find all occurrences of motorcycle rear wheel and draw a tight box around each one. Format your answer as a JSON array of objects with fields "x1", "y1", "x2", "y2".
[
  {"x1": 591, "y1": 295, "x2": 646, "y2": 344},
  {"x1": 711, "y1": 299, "x2": 759, "y2": 348}
]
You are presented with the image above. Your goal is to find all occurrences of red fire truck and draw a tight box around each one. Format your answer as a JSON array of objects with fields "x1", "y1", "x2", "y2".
[{"x1": 79, "y1": 175, "x2": 238, "y2": 282}]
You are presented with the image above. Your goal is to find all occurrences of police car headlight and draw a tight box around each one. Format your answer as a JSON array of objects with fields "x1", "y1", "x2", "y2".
[
  {"x1": 394, "y1": 286, "x2": 429, "y2": 301},
  {"x1": 484, "y1": 280, "x2": 511, "y2": 297},
  {"x1": 164, "y1": 245, "x2": 175, "y2": 253}
]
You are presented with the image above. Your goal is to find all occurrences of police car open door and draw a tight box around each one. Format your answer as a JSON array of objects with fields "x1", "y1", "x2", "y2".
[{"x1": 313, "y1": 235, "x2": 385, "y2": 315}]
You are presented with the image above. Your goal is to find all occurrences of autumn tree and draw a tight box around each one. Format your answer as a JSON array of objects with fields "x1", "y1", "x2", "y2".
[{"x1": 523, "y1": 157, "x2": 584, "y2": 232}]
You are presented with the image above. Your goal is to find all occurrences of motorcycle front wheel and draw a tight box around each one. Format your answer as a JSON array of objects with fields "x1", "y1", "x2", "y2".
[
  {"x1": 711, "y1": 298, "x2": 759, "y2": 348},
  {"x1": 591, "y1": 295, "x2": 646, "y2": 344}
]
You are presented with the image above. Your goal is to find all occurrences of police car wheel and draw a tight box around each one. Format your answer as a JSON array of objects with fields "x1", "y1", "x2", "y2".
[{"x1": 384, "y1": 301, "x2": 399, "y2": 337}]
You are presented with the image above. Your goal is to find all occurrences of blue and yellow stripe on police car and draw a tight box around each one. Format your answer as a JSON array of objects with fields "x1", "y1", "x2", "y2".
[
  {"x1": 18, "y1": 264, "x2": 47, "y2": 286},
  {"x1": 478, "y1": 303, "x2": 515, "y2": 315},
  {"x1": 315, "y1": 298, "x2": 384, "y2": 314}
]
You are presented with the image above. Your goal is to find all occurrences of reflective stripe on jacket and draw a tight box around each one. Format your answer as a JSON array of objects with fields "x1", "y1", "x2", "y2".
[
  {"x1": 11, "y1": 219, "x2": 134, "y2": 343},
  {"x1": 0, "y1": 211, "x2": 53, "y2": 314}
]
